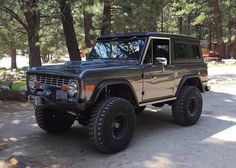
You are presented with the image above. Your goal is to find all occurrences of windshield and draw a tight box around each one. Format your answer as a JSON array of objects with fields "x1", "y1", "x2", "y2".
[{"x1": 89, "y1": 37, "x2": 146, "y2": 60}]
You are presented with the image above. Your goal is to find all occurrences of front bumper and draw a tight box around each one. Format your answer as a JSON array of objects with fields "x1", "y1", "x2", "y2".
[{"x1": 27, "y1": 95, "x2": 93, "y2": 112}]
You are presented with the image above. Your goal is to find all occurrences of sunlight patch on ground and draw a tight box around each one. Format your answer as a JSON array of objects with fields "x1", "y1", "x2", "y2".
[
  {"x1": 216, "y1": 116, "x2": 236, "y2": 123},
  {"x1": 0, "y1": 124, "x2": 4, "y2": 129},
  {"x1": 9, "y1": 137, "x2": 18, "y2": 142},
  {"x1": 11, "y1": 120, "x2": 21, "y2": 124},
  {"x1": 202, "y1": 125, "x2": 236, "y2": 144},
  {"x1": 31, "y1": 123, "x2": 38, "y2": 127},
  {"x1": 202, "y1": 114, "x2": 236, "y2": 123},
  {"x1": 144, "y1": 154, "x2": 173, "y2": 168}
]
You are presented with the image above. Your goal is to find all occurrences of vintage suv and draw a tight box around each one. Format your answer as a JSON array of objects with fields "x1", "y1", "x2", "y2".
[{"x1": 27, "y1": 32, "x2": 208, "y2": 153}]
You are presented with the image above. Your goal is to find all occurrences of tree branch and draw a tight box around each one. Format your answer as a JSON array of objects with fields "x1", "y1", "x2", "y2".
[{"x1": 0, "y1": 6, "x2": 28, "y2": 31}]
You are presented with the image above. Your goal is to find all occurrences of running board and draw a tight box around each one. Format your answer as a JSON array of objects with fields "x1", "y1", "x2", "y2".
[{"x1": 139, "y1": 97, "x2": 177, "y2": 107}]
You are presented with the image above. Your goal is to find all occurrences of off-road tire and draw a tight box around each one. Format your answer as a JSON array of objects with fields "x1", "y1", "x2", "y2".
[
  {"x1": 172, "y1": 86, "x2": 202, "y2": 126},
  {"x1": 35, "y1": 106, "x2": 75, "y2": 133},
  {"x1": 89, "y1": 97, "x2": 136, "y2": 154},
  {"x1": 135, "y1": 106, "x2": 146, "y2": 115}
]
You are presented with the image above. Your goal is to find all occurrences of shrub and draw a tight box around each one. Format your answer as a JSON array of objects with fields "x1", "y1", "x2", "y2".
[{"x1": 0, "y1": 88, "x2": 26, "y2": 101}]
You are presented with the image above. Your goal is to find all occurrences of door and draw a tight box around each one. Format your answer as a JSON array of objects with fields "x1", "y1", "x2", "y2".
[{"x1": 142, "y1": 38, "x2": 175, "y2": 101}]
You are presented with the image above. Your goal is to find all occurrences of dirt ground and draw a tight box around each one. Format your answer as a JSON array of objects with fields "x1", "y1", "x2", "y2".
[{"x1": 1, "y1": 65, "x2": 236, "y2": 168}]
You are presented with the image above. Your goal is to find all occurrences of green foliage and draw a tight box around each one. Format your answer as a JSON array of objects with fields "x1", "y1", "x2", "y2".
[
  {"x1": 0, "y1": 0, "x2": 236, "y2": 65},
  {"x1": 11, "y1": 81, "x2": 26, "y2": 91},
  {"x1": 112, "y1": 0, "x2": 164, "y2": 32}
]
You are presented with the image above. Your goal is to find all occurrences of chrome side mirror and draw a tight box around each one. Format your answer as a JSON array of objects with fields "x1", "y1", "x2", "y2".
[{"x1": 155, "y1": 57, "x2": 167, "y2": 65}]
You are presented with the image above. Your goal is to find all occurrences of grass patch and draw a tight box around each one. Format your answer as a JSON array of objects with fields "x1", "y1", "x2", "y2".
[{"x1": 11, "y1": 81, "x2": 26, "y2": 91}]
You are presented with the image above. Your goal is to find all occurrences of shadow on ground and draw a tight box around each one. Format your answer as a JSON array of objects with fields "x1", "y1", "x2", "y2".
[{"x1": 0, "y1": 90, "x2": 236, "y2": 168}]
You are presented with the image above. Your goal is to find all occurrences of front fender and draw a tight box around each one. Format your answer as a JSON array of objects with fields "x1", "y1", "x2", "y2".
[{"x1": 89, "y1": 79, "x2": 139, "y2": 105}]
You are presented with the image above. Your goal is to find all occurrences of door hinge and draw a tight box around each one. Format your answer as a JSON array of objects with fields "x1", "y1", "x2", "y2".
[{"x1": 142, "y1": 91, "x2": 145, "y2": 95}]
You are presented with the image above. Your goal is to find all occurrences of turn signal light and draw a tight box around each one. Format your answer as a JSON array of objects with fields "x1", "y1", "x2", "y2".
[
  {"x1": 86, "y1": 85, "x2": 95, "y2": 91},
  {"x1": 61, "y1": 84, "x2": 68, "y2": 92}
]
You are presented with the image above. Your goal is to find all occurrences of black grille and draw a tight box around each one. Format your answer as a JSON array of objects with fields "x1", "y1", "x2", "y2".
[{"x1": 36, "y1": 75, "x2": 70, "y2": 87}]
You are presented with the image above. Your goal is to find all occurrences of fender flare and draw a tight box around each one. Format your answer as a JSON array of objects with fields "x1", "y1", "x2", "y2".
[
  {"x1": 89, "y1": 79, "x2": 139, "y2": 105},
  {"x1": 175, "y1": 75, "x2": 204, "y2": 96}
]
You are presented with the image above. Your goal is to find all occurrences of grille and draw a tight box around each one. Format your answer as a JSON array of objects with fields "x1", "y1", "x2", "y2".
[{"x1": 36, "y1": 75, "x2": 70, "y2": 87}]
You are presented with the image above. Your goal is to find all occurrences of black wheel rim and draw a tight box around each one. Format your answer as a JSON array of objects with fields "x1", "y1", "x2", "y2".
[
  {"x1": 187, "y1": 97, "x2": 198, "y2": 117},
  {"x1": 111, "y1": 114, "x2": 128, "y2": 140}
]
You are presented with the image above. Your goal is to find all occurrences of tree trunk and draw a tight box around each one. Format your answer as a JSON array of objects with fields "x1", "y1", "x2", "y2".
[
  {"x1": 211, "y1": 0, "x2": 224, "y2": 59},
  {"x1": 208, "y1": 21, "x2": 212, "y2": 51},
  {"x1": 178, "y1": 16, "x2": 183, "y2": 34},
  {"x1": 226, "y1": 16, "x2": 232, "y2": 58},
  {"x1": 161, "y1": 9, "x2": 164, "y2": 32},
  {"x1": 58, "y1": 0, "x2": 80, "y2": 61},
  {"x1": 101, "y1": 0, "x2": 111, "y2": 35},
  {"x1": 23, "y1": 0, "x2": 41, "y2": 67},
  {"x1": 10, "y1": 42, "x2": 17, "y2": 69},
  {"x1": 187, "y1": 15, "x2": 191, "y2": 35},
  {"x1": 84, "y1": 0, "x2": 94, "y2": 48}
]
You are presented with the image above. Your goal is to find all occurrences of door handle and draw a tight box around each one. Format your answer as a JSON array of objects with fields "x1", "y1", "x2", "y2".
[{"x1": 149, "y1": 73, "x2": 157, "y2": 79}]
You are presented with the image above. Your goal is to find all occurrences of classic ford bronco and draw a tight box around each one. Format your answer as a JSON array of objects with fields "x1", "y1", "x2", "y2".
[{"x1": 27, "y1": 32, "x2": 208, "y2": 153}]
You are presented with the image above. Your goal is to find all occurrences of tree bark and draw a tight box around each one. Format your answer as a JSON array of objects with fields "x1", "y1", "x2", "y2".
[
  {"x1": 23, "y1": 0, "x2": 42, "y2": 67},
  {"x1": 210, "y1": 0, "x2": 224, "y2": 59},
  {"x1": 226, "y1": 16, "x2": 232, "y2": 58},
  {"x1": 84, "y1": 0, "x2": 94, "y2": 48},
  {"x1": 208, "y1": 21, "x2": 212, "y2": 51},
  {"x1": 1, "y1": 2, "x2": 42, "y2": 67},
  {"x1": 178, "y1": 16, "x2": 183, "y2": 34},
  {"x1": 161, "y1": 9, "x2": 164, "y2": 32},
  {"x1": 58, "y1": 0, "x2": 81, "y2": 61},
  {"x1": 101, "y1": 0, "x2": 111, "y2": 35},
  {"x1": 10, "y1": 42, "x2": 17, "y2": 69}
]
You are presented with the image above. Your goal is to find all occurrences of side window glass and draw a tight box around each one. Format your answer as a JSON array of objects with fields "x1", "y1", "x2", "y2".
[
  {"x1": 153, "y1": 39, "x2": 170, "y2": 64},
  {"x1": 143, "y1": 40, "x2": 153, "y2": 64},
  {"x1": 174, "y1": 42, "x2": 201, "y2": 60}
]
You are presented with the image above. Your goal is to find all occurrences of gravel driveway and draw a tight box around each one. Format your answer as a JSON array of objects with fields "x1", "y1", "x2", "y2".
[{"x1": 1, "y1": 65, "x2": 236, "y2": 168}]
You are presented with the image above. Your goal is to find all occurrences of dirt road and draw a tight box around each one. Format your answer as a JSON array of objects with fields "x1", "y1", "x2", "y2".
[{"x1": 1, "y1": 65, "x2": 236, "y2": 168}]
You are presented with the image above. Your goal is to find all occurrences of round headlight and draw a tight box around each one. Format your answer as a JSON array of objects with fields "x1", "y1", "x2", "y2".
[
  {"x1": 68, "y1": 81, "x2": 78, "y2": 97},
  {"x1": 29, "y1": 75, "x2": 36, "y2": 89}
]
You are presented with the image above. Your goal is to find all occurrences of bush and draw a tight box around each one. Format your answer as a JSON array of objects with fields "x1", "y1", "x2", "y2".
[
  {"x1": 0, "y1": 88, "x2": 26, "y2": 101},
  {"x1": 11, "y1": 81, "x2": 26, "y2": 91}
]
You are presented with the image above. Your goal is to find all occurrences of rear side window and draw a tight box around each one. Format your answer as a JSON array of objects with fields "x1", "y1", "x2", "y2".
[{"x1": 174, "y1": 42, "x2": 201, "y2": 60}]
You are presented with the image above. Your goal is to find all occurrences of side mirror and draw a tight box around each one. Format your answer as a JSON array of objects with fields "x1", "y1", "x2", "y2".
[{"x1": 155, "y1": 57, "x2": 167, "y2": 65}]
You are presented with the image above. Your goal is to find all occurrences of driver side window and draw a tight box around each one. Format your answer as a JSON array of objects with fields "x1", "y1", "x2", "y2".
[{"x1": 143, "y1": 38, "x2": 170, "y2": 65}]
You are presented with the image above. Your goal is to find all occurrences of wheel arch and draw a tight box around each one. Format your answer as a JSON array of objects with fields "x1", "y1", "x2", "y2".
[
  {"x1": 176, "y1": 76, "x2": 204, "y2": 96},
  {"x1": 90, "y1": 79, "x2": 139, "y2": 106}
]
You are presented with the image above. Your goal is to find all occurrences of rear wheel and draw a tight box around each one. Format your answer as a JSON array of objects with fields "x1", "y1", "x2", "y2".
[
  {"x1": 172, "y1": 86, "x2": 202, "y2": 126},
  {"x1": 35, "y1": 106, "x2": 75, "y2": 133},
  {"x1": 89, "y1": 97, "x2": 136, "y2": 153}
]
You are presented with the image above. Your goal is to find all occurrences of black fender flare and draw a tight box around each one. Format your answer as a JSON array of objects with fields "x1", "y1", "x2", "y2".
[
  {"x1": 175, "y1": 75, "x2": 204, "y2": 96},
  {"x1": 89, "y1": 79, "x2": 139, "y2": 105}
]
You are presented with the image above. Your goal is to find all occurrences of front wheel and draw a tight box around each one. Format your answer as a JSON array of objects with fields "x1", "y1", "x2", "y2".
[
  {"x1": 89, "y1": 97, "x2": 136, "y2": 153},
  {"x1": 172, "y1": 86, "x2": 203, "y2": 126},
  {"x1": 35, "y1": 106, "x2": 75, "y2": 133}
]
